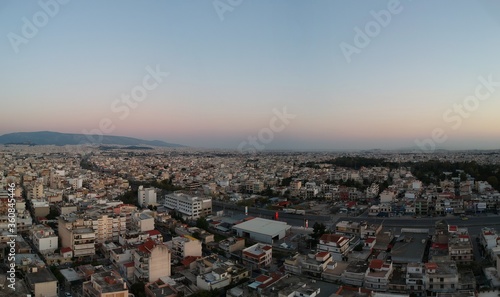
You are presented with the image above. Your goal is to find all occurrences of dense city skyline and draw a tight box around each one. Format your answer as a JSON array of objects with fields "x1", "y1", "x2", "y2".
[{"x1": 2, "y1": 1, "x2": 500, "y2": 151}]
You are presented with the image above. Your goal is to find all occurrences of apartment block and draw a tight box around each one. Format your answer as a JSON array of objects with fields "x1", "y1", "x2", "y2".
[
  {"x1": 284, "y1": 251, "x2": 332, "y2": 277},
  {"x1": 25, "y1": 267, "x2": 58, "y2": 297},
  {"x1": 219, "y1": 237, "x2": 245, "y2": 254},
  {"x1": 83, "y1": 270, "x2": 128, "y2": 297},
  {"x1": 242, "y1": 243, "x2": 272, "y2": 269},
  {"x1": 424, "y1": 261, "x2": 459, "y2": 295},
  {"x1": 138, "y1": 186, "x2": 157, "y2": 206},
  {"x1": 131, "y1": 211, "x2": 155, "y2": 232},
  {"x1": 364, "y1": 259, "x2": 393, "y2": 291},
  {"x1": 318, "y1": 234, "x2": 350, "y2": 261},
  {"x1": 406, "y1": 263, "x2": 425, "y2": 295},
  {"x1": 30, "y1": 224, "x2": 58, "y2": 254},
  {"x1": 166, "y1": 235, "x2": 202, "y2": 259},
  {"x1": 134, "y1": 239, "x2": 171, "y2": 283},
  {"x1": 164, "y1": 192, "x2": 212, "y2": 219},
  {"x1": 448, "y1": 229, "x2": 473, "y2": 264}
]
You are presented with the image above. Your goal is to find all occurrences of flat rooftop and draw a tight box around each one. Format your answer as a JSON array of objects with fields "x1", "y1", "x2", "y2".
[
  {"x1": 232, "y1": 218, "x2": 291, "y2": 237},
  {"x1": 25, "y1": 267, "x2": 57, "y2": 284}
]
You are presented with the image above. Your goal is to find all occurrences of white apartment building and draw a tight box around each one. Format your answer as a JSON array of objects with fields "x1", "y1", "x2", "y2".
[
  {"x1": 134, "y1": 239, "x2": 171, "y2": 283},
  {"x1": 138, "y1": 186, "x2": 157, "y2": 206},
  {"x1": 242, "y1": 243, "x2": 272, "y2": 269},
  {"x1": 318, "y1": 234, "x2": 350, "y2": 261},
  {"x1": 166, "y1": 235, "x2": 202, "y2": 259},
  {"x1": 364, "y1": 259, "x2": 393, "y2": 291},
  {"x1": 131, "y1": 211, "x2": 155, "y2": 232},
  {"x1": 164, "y1": 192, "x2": 212, "y2": 219},
  {"x1": 59, "y1": 213, "x2": 127, "y2": 244},
  {"x1": 30, "y1": 224, "x2": 58, "y2": 254}
]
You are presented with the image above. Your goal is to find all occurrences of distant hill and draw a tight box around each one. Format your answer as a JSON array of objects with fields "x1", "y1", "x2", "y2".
[{"x1": 0, "y1": 131, "x2": 184, "y2": 147}]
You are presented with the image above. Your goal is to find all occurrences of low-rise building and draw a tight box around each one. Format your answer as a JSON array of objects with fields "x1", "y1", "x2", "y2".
[
  {"x1": 30, "y1": 225, "x2": 58, "y2": 254},
  {"x1": 364, "y1": 259, "x2": 393, "y2": 291},
  {"x1": 166, "y1": 235, "x2": 202, "y2": 259},
  {"x1": 341, "y1": 261, "x2": 368, "y2": 287},
  {"x1": 318, "y1": 234, "x2": 350, "y2": 261},
  {"x1": 219, "y1": 237, "x2": 245, "y2": 254},
  {"x1": 25, "y1": 267, "x2": 58, "y2": 297},
  {"x1": 82, "y1": 270, "x2": 129, "y2": 297},
  {"x1": 242, "y1": 243, "x2": 272, "y2": 269},
  {"x1": 424, "y1": 261, "x2": 459, "y2": 295}
]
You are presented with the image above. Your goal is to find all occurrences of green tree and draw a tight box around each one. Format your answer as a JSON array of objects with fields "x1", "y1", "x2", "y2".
[
  {"x1": 487, "y1": 176, "x2": 498, "y2": 189},
  {"x1": 130, "y1": 282, "x2": 146, "y2": 297},
  {"x1": 196, "y1": 216, "x2": 209, "y2": 230},
  {"x1": 310, "y1": 222, "x2": 327, "y2": 246}
]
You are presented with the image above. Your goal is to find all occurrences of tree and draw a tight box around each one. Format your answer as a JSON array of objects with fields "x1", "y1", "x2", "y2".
[
  {"x1": 310, "y1": 222, "x2": 327, "y2": 246},
  {"x1": 130, "y1": 282, "x2": 146, "y2": 297},
  {"x1": 487, "y1": 176, "x2": 498, "y2": 189},
  {"x1": 196, "y1": 216, "x2": 209, "y2": 230}
]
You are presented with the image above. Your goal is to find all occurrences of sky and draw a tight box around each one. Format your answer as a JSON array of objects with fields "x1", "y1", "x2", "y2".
[{"x1": 1, "y1": 0, "x2": 500, "y2": 151}]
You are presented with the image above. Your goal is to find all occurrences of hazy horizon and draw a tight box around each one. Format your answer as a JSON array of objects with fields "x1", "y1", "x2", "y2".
[{"x1": 2, "y1": 1, "x2": 500, "y2": 151}]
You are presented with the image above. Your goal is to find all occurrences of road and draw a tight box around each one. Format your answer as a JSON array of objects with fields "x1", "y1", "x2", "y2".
[{"x1": 213, "y1": 201, "x2": 500, "y2": 236}]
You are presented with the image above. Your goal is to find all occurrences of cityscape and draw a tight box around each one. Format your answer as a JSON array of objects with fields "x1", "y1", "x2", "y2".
[{"x1": 2, "y1": 1, "x2": 500, "y2": 297}]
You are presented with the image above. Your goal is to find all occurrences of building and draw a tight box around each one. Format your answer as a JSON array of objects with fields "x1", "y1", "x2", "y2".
[
  {"x1": 242, "y1": 243, "x2": 272, "y2": 269},
  {"x1": 390, "y1": 229, "x2": 429, "y2": 264},
  {"x1": 31, "y1": 199, "x2": 50, "y2": 218},
  {"x1": 58, "y1": 225, "x2": 96, "y2": 257},
  {"x1": 424, "y1": 261, "x2": 459, "y2": 295},
  {"x1": 317, "y1": 234, "x2": 350, "y2": 261},
  {"x1": 284, "y1": 251, "x2": 332, "y2": 277},
  {"x1": 134, "y1": 239, "x2": 171, "y2": 283},
  {"x1": 30, "y1": 225, "x2": 58, "y2": 254},
  {"x1": 341, "y1": 261, "x2": 368, "y2": 287},
  {"x1": 448, "y1": 229, "x2": 473, "y2": 264},
  {"x1": 164, "y1": 192, "x2": 212, "y2": 219},
  {"x1": 145, "y1": 278, "x2": 178, "y2": 297},
  {"x1": 138, "y1": 186, "x2": 157, "y2": 206},
  {"x1": 364, "y1": 259, "x2": 393, "y2": 291},
  {"x1": 166, "y1": 235, "x2": 202, "y2": 259},
  {"x1": 232, "y1": 218, "x2": 291, "y2": 244},
  {"x1": 131, "y1": 211, "x2": 155, "y2": 232},
  {"x1": 335, "y1": 221, "x2": 367, "y2": 238},
  {"x1": 406, "y1": 263, "x2": 425, "y2": 296},
  {"x1": 219, "y1": 237, "x2": 245, "y2": 254},
  {"x1": 25, "y1": 267, "x2": 58, "y2": 297},
  {"x1": 58, "y1": 213, "x2": 127, "y2": 245},
  {"x1": 82, "y1": 270, "x2": 128, "y2": 297}
]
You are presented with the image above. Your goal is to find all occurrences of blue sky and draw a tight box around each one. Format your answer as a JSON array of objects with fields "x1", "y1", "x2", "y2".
[{"x1": 1, "y1": 0, "x2": 500, "y2": 150}]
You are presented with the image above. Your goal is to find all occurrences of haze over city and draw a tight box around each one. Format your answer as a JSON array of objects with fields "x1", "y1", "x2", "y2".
[{"x1": 2, "y1": 0, "x2": 500, "y2": 150}]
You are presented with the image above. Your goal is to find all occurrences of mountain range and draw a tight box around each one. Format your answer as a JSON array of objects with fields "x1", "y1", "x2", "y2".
[{"x1": 0, "y1": 131, "x2": 184, "y2": 147}]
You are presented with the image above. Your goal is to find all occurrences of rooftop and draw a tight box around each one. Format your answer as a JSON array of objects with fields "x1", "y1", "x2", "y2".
[
  {"x1": 232, "y1": 217, "x2": 290, "y2": 237},
  {"x1": 25, "y1": 267, "x2": 57, "y2": 284}
]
